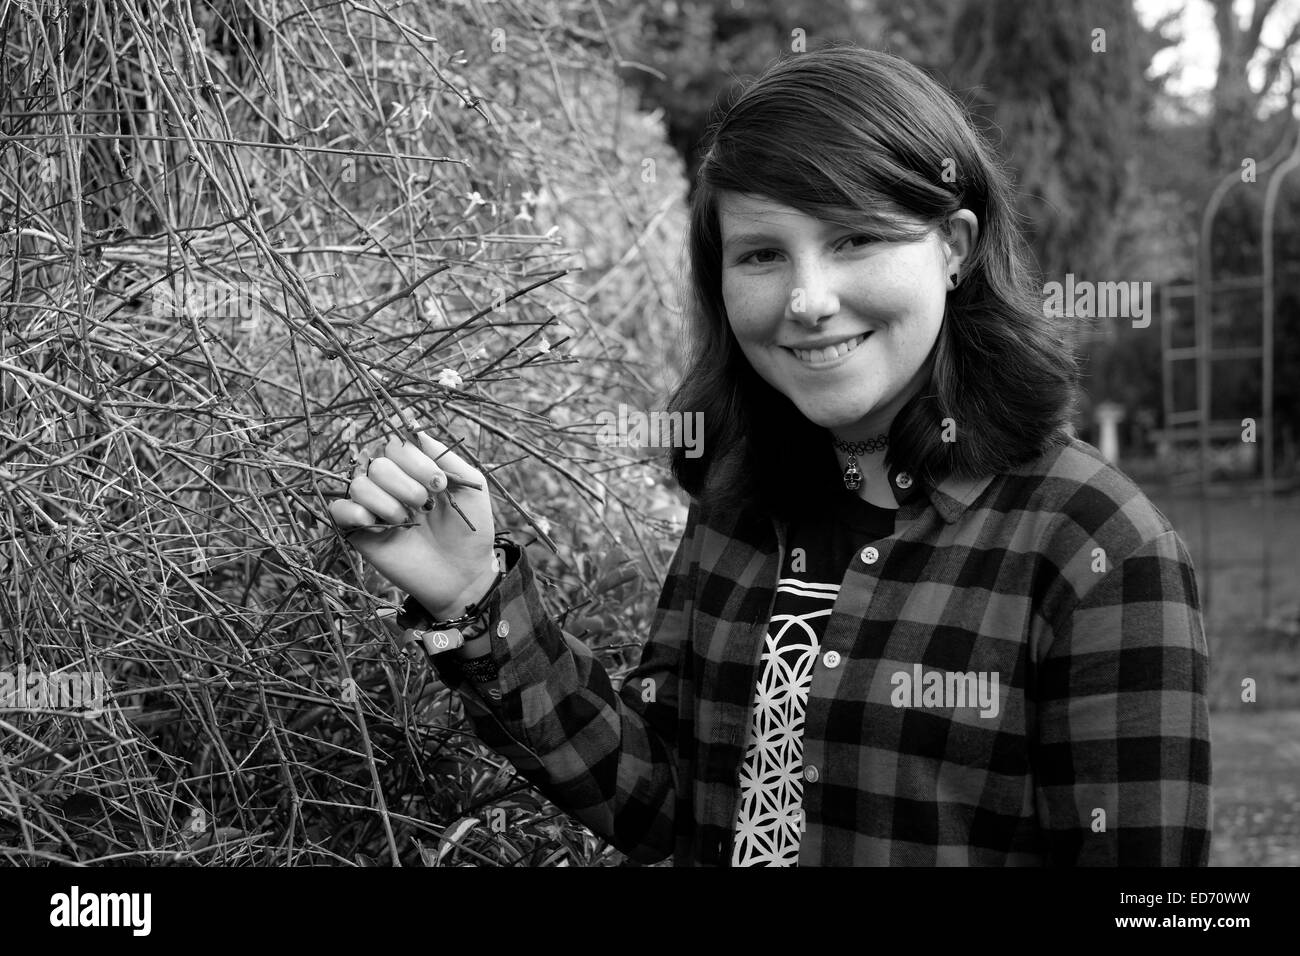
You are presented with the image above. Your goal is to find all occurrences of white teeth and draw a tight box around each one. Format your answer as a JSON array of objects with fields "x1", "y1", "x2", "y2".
[{"x1": 791, "y1": 333, "x2": 867, "y2": 364}]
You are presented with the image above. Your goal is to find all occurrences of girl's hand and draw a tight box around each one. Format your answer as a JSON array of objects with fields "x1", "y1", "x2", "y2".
[{"x1": 329, "y1": 429, "x2": 497, "y2": 618}]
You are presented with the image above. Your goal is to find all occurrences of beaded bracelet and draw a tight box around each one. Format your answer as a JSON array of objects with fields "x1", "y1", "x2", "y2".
[{"x1": 456, "y1": 653, "x2": 501, "y2": 683}]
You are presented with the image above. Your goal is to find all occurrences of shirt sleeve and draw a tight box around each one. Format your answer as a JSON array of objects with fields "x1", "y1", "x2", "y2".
[
  {"x1": 1033, "y1": 528, "x2": 1212, "y2": 865},
  {"x1": 426, "y1": 499, "x2": 703, "y2": 865}
]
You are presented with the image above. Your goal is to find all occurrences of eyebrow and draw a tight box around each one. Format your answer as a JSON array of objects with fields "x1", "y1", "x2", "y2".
[
  {"x1": 721, "y1": 214, "x2": 907, "y2": 251},
  {"x1": 721, "y1": 232, "x2": 786, "y2": 251}
]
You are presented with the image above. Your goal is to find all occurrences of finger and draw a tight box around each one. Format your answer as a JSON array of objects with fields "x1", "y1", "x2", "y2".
[
  {"x1": 348, "y1": 473, "x2": 410, "y2": 525},
  {"x1": 328, "y1": 497, "x2": 382, "y2": 530},
  {"x1": 368, "y1": 455, "x2": 430, "y2": 508},
  {"x1": 383, "y1": 437, "x2": 448, "y2": 493},
  {"x1": 414, "y1": 430, "x2": 481, "y2": 486}
]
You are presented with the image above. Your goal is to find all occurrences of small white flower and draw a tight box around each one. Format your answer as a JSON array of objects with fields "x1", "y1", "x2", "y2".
[
  {"x1": 436, "y1": 369, "x2": 463, "y2": 389},
  {"x1": 536, "y1": 517, "x2": 552, "y2": 536},
  {"x1": 470, "y1": 346, "x2": 488, "y2": 360},
  {"x1": 535, "y1": 337, "x2": 550, "y2": 354},
  {"x1": 514, "y1": 206, "x2": 533, "y2": 223}
]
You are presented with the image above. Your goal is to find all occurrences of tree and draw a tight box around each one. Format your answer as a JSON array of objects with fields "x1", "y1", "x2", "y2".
[
  {"x1": 946, "y1": 0, "x2": 1165, "y2": 284},
  {"x1": 1208, "y1": 0, "x2": 1300, "y2": 167}
]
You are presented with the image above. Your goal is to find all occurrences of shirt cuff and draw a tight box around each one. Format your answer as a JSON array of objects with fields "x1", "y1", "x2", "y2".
[
  {"x1": 423, "y1": 537, "x2": 575, "y2": 713},
  {"x1": 398, "y1": 540, "x2": 523, "y2": 695}
]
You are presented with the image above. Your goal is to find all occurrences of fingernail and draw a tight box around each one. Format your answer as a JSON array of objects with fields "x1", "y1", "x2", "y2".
[{"x1": 422, "y1": 497, "x2": 435, "y2": 511}]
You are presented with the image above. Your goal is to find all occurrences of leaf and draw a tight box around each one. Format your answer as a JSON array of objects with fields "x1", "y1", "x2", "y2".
[
  {"x1": 539, "y1": 846, "x2": 569, "y2": 867},
  {"x1": 594, "y1": 564, "x2": 639, "y2": 594},
  {"x1": 436, "y1": 816, "x2": 481, "y2": 865}
]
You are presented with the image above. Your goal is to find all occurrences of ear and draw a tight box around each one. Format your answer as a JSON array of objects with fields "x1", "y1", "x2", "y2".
[{"x1": 942, "y1": 209, "x2": 979, "y2": 283}]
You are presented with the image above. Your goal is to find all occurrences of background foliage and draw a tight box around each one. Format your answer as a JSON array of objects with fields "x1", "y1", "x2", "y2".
[{"x1": 1, "y1": 0, "x2": 687, "y2": 865}]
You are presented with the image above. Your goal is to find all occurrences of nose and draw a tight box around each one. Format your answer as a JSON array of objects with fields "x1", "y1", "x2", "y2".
[{"x1": 785, "y1": 258, "x2": 839, "y2": 325}]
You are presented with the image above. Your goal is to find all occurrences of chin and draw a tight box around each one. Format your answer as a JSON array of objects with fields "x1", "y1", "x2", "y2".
[{"x1": 789, "y1": 399, "x2": 880, "y2": 431}]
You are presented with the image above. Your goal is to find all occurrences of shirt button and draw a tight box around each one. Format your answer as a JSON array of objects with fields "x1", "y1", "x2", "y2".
[
  {"x1": 803, "y1": 765, "x2": 819, "y2": 783},
  {"x1": 496, "y1": 620, "x2": 510, "y2": 638},
  {"x1": 822, "y1": 650, "x2": 841, "y2": 668},
  {"x1": 895, "y1": 471, "x2": 913, "y2": 489},
  {"x1": 860, "y1": 546, "x2": 879, "y2": 564}
]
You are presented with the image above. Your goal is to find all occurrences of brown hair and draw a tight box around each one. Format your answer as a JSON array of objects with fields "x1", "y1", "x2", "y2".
[{"x1": 667, "y1": 42, "x2": 1079, "y2": 525}]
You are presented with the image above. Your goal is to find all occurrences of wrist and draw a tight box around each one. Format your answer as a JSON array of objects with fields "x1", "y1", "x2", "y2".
[
  {"x1": 393, "y1": 540, "x2": 517, "y2": 662},
  {"x1": 425, "y1": 559, "x2": 499, "y2": 621}
]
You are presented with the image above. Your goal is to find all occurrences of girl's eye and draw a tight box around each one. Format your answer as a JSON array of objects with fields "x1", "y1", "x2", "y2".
[
  {"x1": 840, "y1": 234, "x2": 875, "y2": 250},
  {"x1": 735, "y1": 235, "x2": 875, "y2": 265}
]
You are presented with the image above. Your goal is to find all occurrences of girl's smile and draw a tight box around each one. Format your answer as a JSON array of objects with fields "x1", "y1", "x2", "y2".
[{"x1": 784, "y1": 330, "x2": 872, "y2": 367}]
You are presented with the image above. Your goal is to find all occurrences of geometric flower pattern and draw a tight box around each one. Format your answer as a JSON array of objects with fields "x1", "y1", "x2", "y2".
[{"x1": 731, "y1": 578, "x2": 839, "y2": 867}]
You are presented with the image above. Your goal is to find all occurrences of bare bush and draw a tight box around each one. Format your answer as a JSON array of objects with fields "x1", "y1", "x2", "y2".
[{"x1": 0, "y1": 0, "x2": 688, "y2": 866}]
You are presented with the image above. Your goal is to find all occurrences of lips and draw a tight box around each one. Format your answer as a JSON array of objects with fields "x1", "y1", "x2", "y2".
[{"x1": 785, "y1": 332, "x2": 871, "y2": 365}]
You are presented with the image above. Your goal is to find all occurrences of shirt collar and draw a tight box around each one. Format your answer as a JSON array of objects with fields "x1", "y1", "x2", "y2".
[{"x1": 886, "y1": 461, "x2": 996, "y2": 523}]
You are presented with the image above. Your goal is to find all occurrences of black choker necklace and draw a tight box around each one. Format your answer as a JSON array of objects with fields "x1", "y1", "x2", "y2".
[{"x1": 831, "y1": 433, "x2": 888, "y2": 490}]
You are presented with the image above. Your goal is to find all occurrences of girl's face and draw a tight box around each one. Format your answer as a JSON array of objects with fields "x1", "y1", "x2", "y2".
[{"x1": 718, "y1": 191, "x2": 976, "y2": 441}]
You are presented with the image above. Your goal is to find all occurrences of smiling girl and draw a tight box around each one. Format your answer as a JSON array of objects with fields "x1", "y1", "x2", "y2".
[{"x1": 330, "y1": 44, "x2": 1211, "y2": 866}]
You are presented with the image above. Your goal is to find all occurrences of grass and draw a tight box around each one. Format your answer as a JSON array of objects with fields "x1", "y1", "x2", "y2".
[
  {"x1": 1207, "y1": 709, "x2": 1300, "y2": 866},
  {"x1": 1144, "y1": 484, "x2": 1300, "y2": 712},
  {"x1": 1143, "y1": 481, "x2": 1300, "y2": 865}
]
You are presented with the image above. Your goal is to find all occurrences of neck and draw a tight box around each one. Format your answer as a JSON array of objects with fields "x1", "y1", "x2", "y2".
[{"x1": 831, "y1": 425, "x2": 890, "y2": 444}]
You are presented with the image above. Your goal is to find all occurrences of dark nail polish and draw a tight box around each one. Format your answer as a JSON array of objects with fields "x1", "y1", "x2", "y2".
[{"x1": 422, "y1": 498, "x2": 435, "y2": 511}]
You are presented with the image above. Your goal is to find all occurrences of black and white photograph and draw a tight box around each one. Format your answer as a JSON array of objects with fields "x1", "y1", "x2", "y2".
[{"x1": 1, "y1": 0, "x2": 1296, "y2": 936}]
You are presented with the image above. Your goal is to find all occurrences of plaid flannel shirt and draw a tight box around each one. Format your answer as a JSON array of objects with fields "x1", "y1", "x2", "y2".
[{"x1": 425, "y1": 435, "x2": 1212, "y2": 866}]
